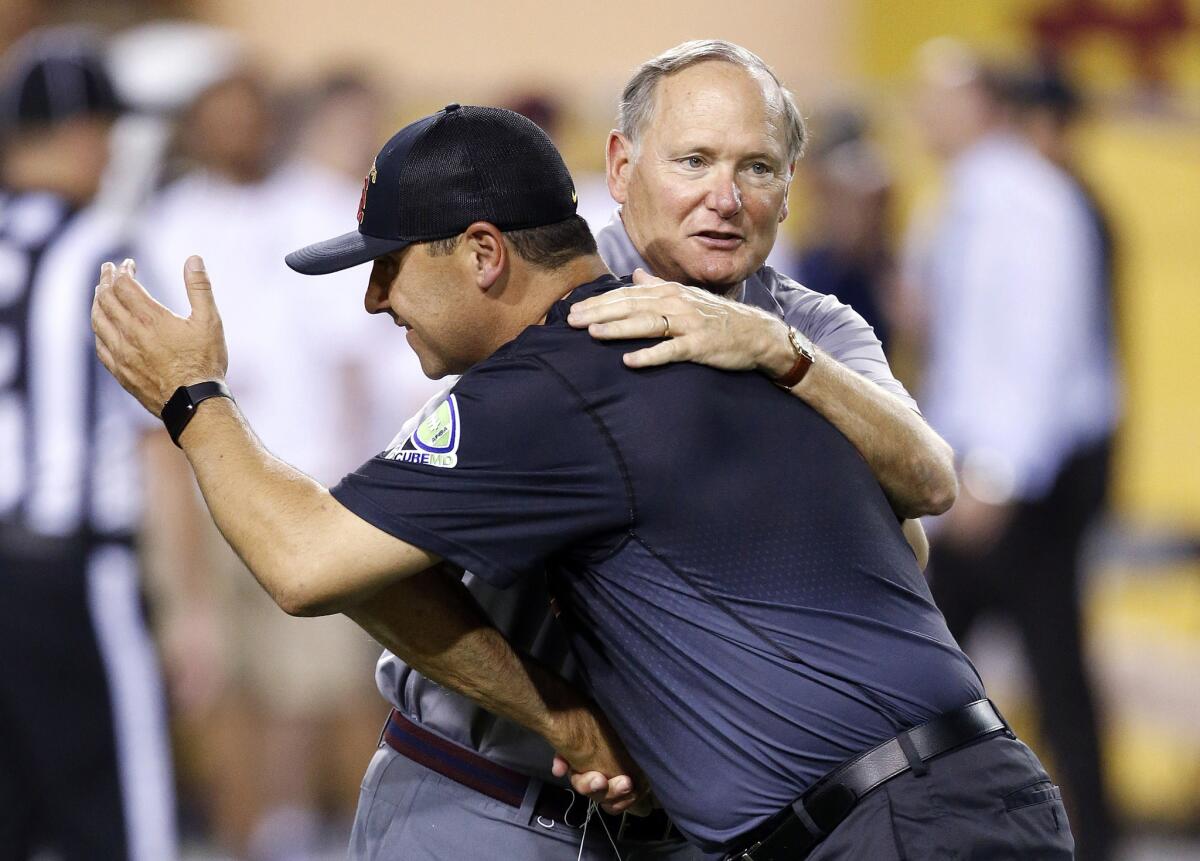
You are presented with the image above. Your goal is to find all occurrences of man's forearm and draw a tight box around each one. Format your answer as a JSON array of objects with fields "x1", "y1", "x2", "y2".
[
  {"x1": 345, "y1": 567, "x2": 638, "y2": 778},
  {"x1": 178, "y1": 397, "x2": 436, "y2": 615},
  {"x1": 764, "y1": 334, "x2": 958, "y2": 519}
]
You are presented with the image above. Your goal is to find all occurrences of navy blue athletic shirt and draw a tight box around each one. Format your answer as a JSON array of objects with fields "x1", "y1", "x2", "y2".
[{"x1": 332, "y1": 274, "x2": 985, "y2": 852}]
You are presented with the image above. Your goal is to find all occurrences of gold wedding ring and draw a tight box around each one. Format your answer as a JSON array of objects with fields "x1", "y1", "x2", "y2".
[{"x1": 661, "y1": 315, "x2": 672, "y2": 338}]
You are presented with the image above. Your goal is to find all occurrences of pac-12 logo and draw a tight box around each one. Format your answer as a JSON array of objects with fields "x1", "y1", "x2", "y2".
[{"x1": 382, "y1": 394, "x2": 460, "y2": 468}]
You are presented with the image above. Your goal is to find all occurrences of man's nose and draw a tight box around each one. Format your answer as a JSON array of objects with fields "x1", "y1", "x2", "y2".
[
  {"x1": 364, "y1": 279, "x2": 388, "y2": 314},
  {"x1": 705, "y1": 170, "x2": 742, "y2": 219},
  {"x1": 364, "y1": 261, "x2": 390, "y2": 313}
]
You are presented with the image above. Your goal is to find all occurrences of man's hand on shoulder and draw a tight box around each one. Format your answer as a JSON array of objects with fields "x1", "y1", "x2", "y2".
[
  {"x1": 568, "y1": 267, "x2": 957, "y2": 520},
  {"x1": 567, "y1": 268, "x2": 788, "y2": 374}
]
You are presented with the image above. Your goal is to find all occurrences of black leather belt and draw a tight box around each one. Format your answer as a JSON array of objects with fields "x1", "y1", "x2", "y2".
[
  {"x1": 533, "y1": 784, "x2": 681, "y2": 843},
  {"x1": 726, "y1": 699, "x2": 1011, "y2": 861}
]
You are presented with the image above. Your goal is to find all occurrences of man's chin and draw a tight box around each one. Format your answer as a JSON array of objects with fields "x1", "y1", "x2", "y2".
[
  {"x1": 643, "y1": 242, "x2": 757, "y2": 292},
  {"x1": 679, "y1": 260, "x2": 755, "y2": 293},
  {"x1": 415, "y1": 355, "x2": 457, "y2": 380},
  {"x1": 680, "y1": 244, "x2": 763, "y2": 287},
  {"x1": 408, "y1": 334, "x2": 447, "y2": 380},
  {"x1": 414, "y1": 354, "x2": 465, "y2": 381}
]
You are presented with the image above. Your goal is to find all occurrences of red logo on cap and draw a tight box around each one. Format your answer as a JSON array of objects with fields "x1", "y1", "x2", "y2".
[{"x1": 356, "y1": 176, "x2": 369, "y2": 224}]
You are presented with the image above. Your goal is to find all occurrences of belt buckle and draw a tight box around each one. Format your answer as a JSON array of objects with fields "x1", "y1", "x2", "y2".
[{"x1": 737, "y1": 840, "x2": 762, "y2": 860}]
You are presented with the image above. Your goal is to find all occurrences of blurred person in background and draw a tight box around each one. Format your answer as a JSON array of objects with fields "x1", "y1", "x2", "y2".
[
  {"x1": 100, "y1": 23, "x2": 247, "y2": 230},
  {"x1": 906, "y1": 39, "x2": 1119, "y2": 861},
  {"x1": 135, "y1": 62, "x2": 433, "y2": 860},
  {"x1": 0, "y1": 28, "x2": 179, "y2": 861},
  {"x1": 1005, "y1": 62, "x2": 1118, "y2": 338},
  {"x1": 288, "y1": 72, "x2": 383, "y2": 183},
  {"x1": 792, "y1": 107, "x2": 898, "y2": 352},
  {"x1": 287, "y1": 72, "x2": 440, "y2": 446}
]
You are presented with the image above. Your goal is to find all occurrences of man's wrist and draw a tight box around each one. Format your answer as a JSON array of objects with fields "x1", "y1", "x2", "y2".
[
  {"x1": 759, "y1": 318, "x2": 800, "y2": 378},
  {"x1": 770, "y1": 326, "x2": 816, "y2": 388},
  {"x1": 161, "y1": 380, "x2": 233, "y2": 447},
  {"x1": 543, "y1": 702, "x2": 600, "y2": 760}
]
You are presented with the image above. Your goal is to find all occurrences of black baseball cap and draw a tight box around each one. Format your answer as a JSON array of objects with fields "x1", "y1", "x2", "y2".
[
  {"x1": 0, "y1": 29, "x2": 123, "y2": 131},
  {"x1": 286, "y1": 104, "x2": 578, "y2": 275}
]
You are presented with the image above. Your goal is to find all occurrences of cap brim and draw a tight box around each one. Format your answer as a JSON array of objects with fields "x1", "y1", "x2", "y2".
[{"x1": 285, "y1": 230, "x2": 413, "y2": 276}]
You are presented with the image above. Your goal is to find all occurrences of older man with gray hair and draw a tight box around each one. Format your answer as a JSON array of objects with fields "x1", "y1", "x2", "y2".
[{"x1": 576, "y1": 40, "x2": 953, "y2": 526}]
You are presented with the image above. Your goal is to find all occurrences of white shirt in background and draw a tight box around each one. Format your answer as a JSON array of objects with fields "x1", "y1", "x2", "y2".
[{"x1": 912, "y1": 133, "x2": 1118, "y2": 502}]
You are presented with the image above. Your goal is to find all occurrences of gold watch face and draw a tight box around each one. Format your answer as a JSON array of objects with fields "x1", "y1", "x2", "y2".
[{"x1": 790, "y1": 328, "x2": 815, "y2": 361}]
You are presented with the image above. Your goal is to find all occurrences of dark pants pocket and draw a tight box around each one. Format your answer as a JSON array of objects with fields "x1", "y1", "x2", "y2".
[
  {"x1": 1004, "y1": 780, "x2": 1063, "y2": 814},
  {"x1": 1003, "y1": 780, "x2": 1075, "y2": 859}
]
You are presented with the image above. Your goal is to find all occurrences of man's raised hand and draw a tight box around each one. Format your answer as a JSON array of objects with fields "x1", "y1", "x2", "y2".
[{"x1": 92, "y1": 256, "x2": 229, "y2": 416}]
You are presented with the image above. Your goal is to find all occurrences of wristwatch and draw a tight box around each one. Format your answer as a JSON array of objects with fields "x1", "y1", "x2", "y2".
[
  {"x1": 161, "y1": 381, "x2": 233, "y2": 447},
  {"x1": 772, "y1": 327, "x2": 816, "y2": 388}
]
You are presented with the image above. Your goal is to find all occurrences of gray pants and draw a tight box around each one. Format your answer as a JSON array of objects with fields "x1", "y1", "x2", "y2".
[
  {"x1": 805, "y1": 734, "x2": 1075, "y2": 860},
  {"x1": 351, "y1": 734, "x2": 1072, "y2": 860},
  {"x1": 350, "y1": 747, "x2": 704, "y2": 860}
]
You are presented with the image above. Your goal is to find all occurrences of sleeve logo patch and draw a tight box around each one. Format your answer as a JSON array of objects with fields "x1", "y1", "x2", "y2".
[{"x1": 382, "y1": 394, "x2": 460, "y2": 468}]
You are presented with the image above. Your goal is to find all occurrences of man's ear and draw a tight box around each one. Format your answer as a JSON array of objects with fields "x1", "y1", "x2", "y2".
[
  {"x1": 606, "y1": 130, "x2": 634, "y2": 205},
  {"x1": 462, "y1": 222, "x2": 507, "y2": 291},
  {"x1": 778, "y1": 162, "x2": 796, "y2": 223}
]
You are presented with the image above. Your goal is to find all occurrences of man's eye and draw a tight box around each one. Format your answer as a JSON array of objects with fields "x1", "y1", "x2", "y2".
[
  {"x1": 680, "y1": 156, "x2": 705, "y2": 169},
  {"x1": 750, "y1": 162, "x2": 771, "y2": 175}
]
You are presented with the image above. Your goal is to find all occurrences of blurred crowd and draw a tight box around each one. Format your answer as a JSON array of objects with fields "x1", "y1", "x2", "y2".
[
  {"x1": 0, "y1": 11, "x2": 1183, "y2": 861},
  {"x1": 0, "y1": 22, "x2": 444, "y2": 861}
]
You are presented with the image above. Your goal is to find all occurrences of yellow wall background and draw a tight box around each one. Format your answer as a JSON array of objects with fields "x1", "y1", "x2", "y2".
[
  {"x1": 1089, "y1": 121, "x2": 1200, "y2": 529},
  {"x1": 198, "y1": 0, "x2": 851, "y2": 121}
]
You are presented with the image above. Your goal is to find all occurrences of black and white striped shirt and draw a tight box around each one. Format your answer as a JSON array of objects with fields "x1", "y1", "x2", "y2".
[{"x1": 0, "y1": 190, "x2": 146, "y2": 545}]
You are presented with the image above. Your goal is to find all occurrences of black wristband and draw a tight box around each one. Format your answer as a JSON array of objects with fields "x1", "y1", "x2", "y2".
[{"x1": 161, "y1": 381, "x2": 233, "y2": 447}]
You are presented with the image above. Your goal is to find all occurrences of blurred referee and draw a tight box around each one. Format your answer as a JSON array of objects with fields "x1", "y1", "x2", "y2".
[{"x1": 0, "y1": 29, "x2": 176, "y2": 860}]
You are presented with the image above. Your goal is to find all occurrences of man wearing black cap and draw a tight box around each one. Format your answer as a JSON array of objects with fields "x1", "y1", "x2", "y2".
[
  {"x1": 95, "y1": 104, "x2": 1073, "y2": 860},
  {"x1": 0, "y1": 29, "x2": 177, "y2": 861},
  {"x1": 327, "y1": 41, "x2": 965, "y2": 861}
]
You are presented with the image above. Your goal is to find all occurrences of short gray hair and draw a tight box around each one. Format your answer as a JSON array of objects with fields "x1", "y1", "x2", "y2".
[{"x1": 617, "y1": 40, "x2": 807, "y2": 163}]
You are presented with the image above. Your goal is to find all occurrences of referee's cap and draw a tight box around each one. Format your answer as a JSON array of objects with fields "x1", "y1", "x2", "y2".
[
  {"x1": 0, "y1": 28, "x2": 123, "y2": 131},
  {"x1": 285, "y1": 104, "x2": 578, "y2": 276}
]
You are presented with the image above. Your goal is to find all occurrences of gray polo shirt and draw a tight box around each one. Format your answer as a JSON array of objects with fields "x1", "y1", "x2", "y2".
[{"x1": 372, "y1": 211, "x2": 918, "y2": 782}]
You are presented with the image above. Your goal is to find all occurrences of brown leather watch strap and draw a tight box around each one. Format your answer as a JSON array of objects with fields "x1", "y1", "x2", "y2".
[{"x1": 773, "y1": 327, "x2": 815, "y2": 388}]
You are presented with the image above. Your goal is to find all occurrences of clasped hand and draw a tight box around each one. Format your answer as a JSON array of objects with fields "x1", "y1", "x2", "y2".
[{"x1": 545, "y1": 700, "x2": 655, "y2": 816}]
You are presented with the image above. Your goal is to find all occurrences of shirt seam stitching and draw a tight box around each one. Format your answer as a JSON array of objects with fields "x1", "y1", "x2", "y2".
[{"x1": 528, "y1": 355, "x2": 637, "y2": 540}]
